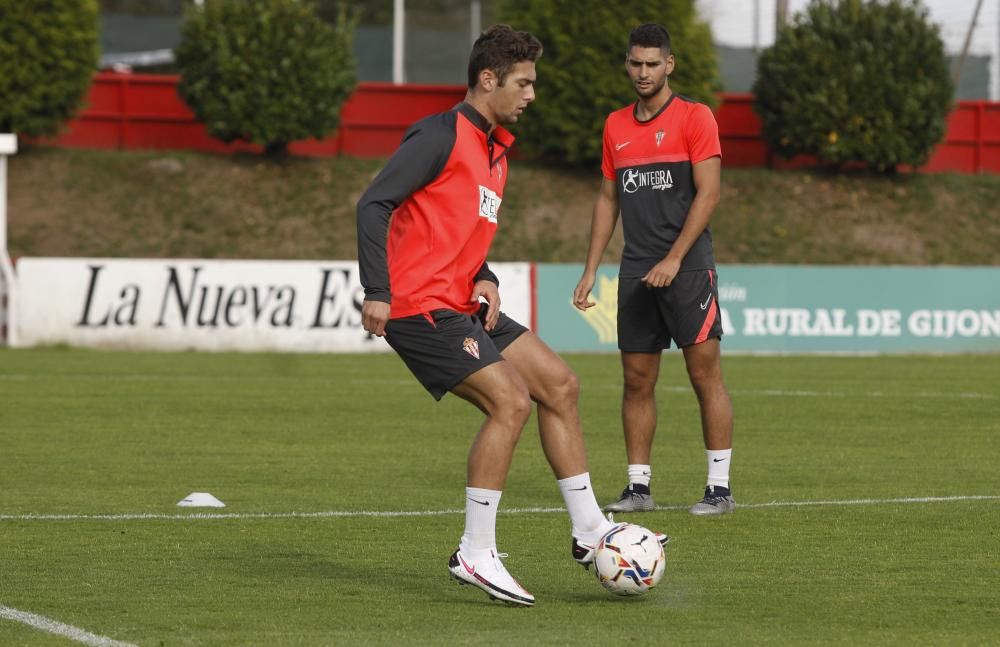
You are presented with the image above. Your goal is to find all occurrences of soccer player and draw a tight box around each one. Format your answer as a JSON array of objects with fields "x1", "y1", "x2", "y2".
[
  {"x1": 572, "y1": 24, "x2": 735, "y2": 516},
  {"x1": 357, "y1": 25, "x2": 666, "y2": 607}
]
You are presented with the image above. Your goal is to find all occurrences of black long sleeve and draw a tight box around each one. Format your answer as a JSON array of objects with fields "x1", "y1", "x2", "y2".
[{"x1": 356, "y1": 112, "x2": 456, "y2": 302}]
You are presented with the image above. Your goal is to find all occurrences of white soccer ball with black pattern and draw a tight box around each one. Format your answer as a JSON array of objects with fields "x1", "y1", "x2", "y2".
[{"x1": 593, "y1": 523, "x2": 666, "y2": 596}]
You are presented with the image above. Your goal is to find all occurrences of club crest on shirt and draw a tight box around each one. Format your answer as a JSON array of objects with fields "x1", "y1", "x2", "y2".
[
  {"x1": 462, "y1": 337, "x2": 480, "y2": 359},
  {"x1": 655, "y1": 129, "x2": 664, "y2": 147}
]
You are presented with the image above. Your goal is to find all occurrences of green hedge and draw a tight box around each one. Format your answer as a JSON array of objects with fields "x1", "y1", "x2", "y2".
[
  {"x1": 0, "y1": 0, "x2": 99, "y2": 136},
  {"x1": 499, "y1": 0, "x2": 719, "y2": 166},
  {"x1": 753, "y1": 0, "x2": 952, "y2": 172},
  {"x1": 175, "y1": 0, "x2": 357, "y2": 156}
]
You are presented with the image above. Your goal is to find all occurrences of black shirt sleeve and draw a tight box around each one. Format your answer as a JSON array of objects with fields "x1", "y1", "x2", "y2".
[
  {"x1": 473, "y1": 262, "x2": 499, "y2": 287},
  {"x1": 356, "y1": 112, "x2": 457, "y2": 303}
]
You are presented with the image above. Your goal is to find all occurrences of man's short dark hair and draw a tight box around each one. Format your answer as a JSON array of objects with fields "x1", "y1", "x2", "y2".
[
  {"x1": 629, "y1": 23, "x2": 671, "y2": 54},
  {"x1": 467, "y1": 24, "x2": 543, "y2": 88}
]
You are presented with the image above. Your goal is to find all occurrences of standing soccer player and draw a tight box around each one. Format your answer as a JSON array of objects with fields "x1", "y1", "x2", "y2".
[
  {"x1": 357, "y1": 25, "x2": 666, "y2": 606},
  {"x1": 573, "y1": 24, "x2": 735, "y2": 516}
]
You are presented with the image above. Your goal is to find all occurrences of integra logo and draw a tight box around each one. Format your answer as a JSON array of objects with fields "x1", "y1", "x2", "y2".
[{"x1": 622, "y1": 168, "x2": 673, "y2": 194}]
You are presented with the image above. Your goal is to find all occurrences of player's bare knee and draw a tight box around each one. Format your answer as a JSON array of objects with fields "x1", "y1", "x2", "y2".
[
  {"x1": 623, "y1": 376, "x2": 655, "y2": 400},
  {"x1": 533, "y1": 367, "x2": 580, "y2": 411},
  {"x1": 495, "y1": 388, "x2": 532, "y2": 428},
  {"x1": 687, "y1": 370, "x2": 726, "y2": 401}
]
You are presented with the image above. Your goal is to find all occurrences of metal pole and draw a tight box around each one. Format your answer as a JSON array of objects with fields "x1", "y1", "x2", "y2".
[
  {"x1": 393, "y1": 0, "x2": 405, "y2": 84},
  {"x1": 753, "y1": 0, "x2": 760, "y2": 52},
  {"x1": 470, "y1": 0, "x2": 481, "y2": 49},
  {"x1": 993, "y1": 0, "x2": 999, "y2": 100},
  {"x1": 776, "y1": 0, "x2": 789, "y2": 37},
  {"x1": 952, "y1": 0, "x2": 986, "y2": 88},
  {"x1": 0, "y1": 133, "x2": 18, "y2": 346}
]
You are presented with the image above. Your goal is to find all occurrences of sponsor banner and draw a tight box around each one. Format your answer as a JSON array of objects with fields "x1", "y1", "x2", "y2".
[
  {"x1": 15, "y1": 259, "x2": 532, "y2": 352},
  {"x1": 537, "y1": 264, "x2": 1000, "y2": 353}
]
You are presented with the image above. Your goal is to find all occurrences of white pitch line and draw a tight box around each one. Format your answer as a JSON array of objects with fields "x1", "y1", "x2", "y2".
[
  {"x1": 0, "y1": 605, "x2": 136, "y2": 647},
  {"x1": 0, "y1": 495, "x2": 997, "y2": 522}
]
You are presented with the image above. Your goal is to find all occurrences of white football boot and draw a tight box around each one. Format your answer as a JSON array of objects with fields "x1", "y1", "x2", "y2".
[{"x1": 448, "y1": 548, "x2": 535, "y2": 606}]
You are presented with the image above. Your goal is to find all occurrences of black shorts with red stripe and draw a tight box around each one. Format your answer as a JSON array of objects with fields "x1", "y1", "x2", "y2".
[
  {"x1": 617, "y1": 269, "x2": 723, "y2": 352},
  {"x1": 384, "y1": 303, "x2": 528, "y2": 400}
]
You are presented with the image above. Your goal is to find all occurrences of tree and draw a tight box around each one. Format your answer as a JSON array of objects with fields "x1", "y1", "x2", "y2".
[
  {"x1": 753, "y1": 0, "x2": 953, "y2": 172},
  {"x1": 499, "y1": 0, "x2": 720, "y2": 166},
  {"x1": 0, "y1": 0, "x2": 99, "y2": 135},
  {"x1": 175, "y1": 0, "x2": 358, "y2": 156}
]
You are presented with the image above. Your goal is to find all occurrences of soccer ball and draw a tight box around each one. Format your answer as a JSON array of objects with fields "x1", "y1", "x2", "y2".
[{"x1": 593, "y1": 523, "x2": 666, "y2": 596}]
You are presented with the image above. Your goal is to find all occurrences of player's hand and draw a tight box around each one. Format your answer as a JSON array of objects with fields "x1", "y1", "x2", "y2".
[
  {"x1": 471, "y1": 280, "x2": 500, "y2": 331},
  {"x1": 361, "y1": 299, "x2": 391, "y2": 337},
  {"x1": 642, "y1": 257, "x2": 681, "y2": 288},
  {"x1": 573, "y1": 272, "x2": 597, "y2": 311}
]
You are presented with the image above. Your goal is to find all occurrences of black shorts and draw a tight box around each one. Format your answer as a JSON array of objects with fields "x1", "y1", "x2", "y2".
[
  {"x1": 384, "y1": 304, "x2": 529, "y2": 400},
  {"x1": 617, "y1": 269, "x2": 723, "y2": 352}
]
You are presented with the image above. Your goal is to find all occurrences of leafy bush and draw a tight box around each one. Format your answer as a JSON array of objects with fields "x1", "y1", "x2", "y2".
[
  {"x1": 0, "y1": 0, "x2": 99, "y2": 135},
  {"x1": 753, "y1": 0, "x2": 952, "y2": 172},
  {"x1": 499, "y1": 0, "x2": 719, "y2": 166},
  {"x1": 175, "y1": 0, "x2": 358, "y2": 156}
]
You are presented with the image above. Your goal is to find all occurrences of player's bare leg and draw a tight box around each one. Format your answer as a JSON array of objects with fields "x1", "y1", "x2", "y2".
[
  {"x1": 605, "y1": 351, "x2": 661, "y2": 512},
  {"x1": 682, "y1": 338, "x2": 735, "y2": 515},
  {"x1": 500, "y1": 331, "x2": 587, "y2": 478},
  {"x1": 451, "y1": 361, "x2": 533, "y2": 489},
  {"x1": 447, "y1": 361, "x2": 535, "y2": 605},
  {"x1": 500, "y1": 332, "x2": 615, "y2": 565},
  {"x1": 681, "y1": 338, "x2": 732, "y2": 451},
  {"x1": 621, "y1": 351, "x2": 661, "y2": 464}
]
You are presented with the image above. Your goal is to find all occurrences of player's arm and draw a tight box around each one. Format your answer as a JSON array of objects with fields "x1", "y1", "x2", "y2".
[
  {"x1": 643, "y1": 105, "x2": 722, "y2": 288},
  {"x1": 573, "y1": 178, "x2": 620, "y2": 309},
  {"x1": 471, "y1": 262, "x2": 501, "y2": 331},
  {"x1": 574, "y1": 120, "x2": 621, "y2": 311},
  {"x1": 666, "y1": 156, "x2": 721, "y2": 264},
  {"x1": 356, "y1": 116, "x2": 454, "y2": 335}
]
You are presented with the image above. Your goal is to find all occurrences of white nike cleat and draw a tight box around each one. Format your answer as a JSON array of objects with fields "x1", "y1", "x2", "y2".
[{"x1": 448, "y1": 548, "x2": 535, "y2": 606}]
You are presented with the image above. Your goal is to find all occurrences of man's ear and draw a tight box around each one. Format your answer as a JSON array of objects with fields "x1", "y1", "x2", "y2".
[{"x1": 479, "y1": 69, "x2": 497, "y2": 92}]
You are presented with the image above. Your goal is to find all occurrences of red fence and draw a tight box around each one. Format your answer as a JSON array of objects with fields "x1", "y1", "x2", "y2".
[{"x1": 39, "y1": 72, "x2": 1000, "y2": 173}]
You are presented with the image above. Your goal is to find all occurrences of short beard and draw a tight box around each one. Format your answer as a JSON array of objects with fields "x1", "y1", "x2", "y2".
[{"x1": 635, "y1": 77, "x2": 666, "y2": 98}]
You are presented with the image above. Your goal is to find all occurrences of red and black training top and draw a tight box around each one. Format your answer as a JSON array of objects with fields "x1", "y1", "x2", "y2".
[
  {"x1": 601, "y1": 94, "x2": 722, "y2": 278},
  {"x1": 357, "y1": 102, "x2": 511, "y2": 318}
]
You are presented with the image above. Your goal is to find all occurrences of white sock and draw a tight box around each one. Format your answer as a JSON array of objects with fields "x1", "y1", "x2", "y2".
[
  {"x1": 459, "y1": 487, "x2": 501, "y2": 554},
  {"x1": 558, "y1": 472, "x2": 614, "y2": 544},
  {"x1": 706, "y1": 448, "x2": 732, "y2": 489},
  {"x1": 627, "y1": 464, "x2": 651, "y2": 487}
]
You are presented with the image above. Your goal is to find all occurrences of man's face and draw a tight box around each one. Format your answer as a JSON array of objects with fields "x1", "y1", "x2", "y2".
[
  {"x1": 489, "y1": 61, "x2": 536, "y2": 124},
  {"x1": 626, "y1": 46, "x2": 674, "y2": 98}
]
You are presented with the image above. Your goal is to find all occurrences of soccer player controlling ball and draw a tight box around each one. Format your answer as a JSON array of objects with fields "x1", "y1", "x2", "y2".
[{"x1": 357, "y1": 25, "x2": 667, "y2": 606}]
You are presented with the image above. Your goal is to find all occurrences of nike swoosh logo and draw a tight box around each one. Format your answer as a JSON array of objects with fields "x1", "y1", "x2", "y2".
[
  {"x1": 459, "y1": 555, "x2": 476, "y2": 576},
  {"x1": 615, "y1": 141, "x2": 631, "y2": 151},
  {"x1": 712, "y1": 458, "x2": 727, "y2": 462},
  {"x1": 700, "y1": 294, "x2": 713, "y2": 310},
  {"x1": 569, "y1": 485, "x2": 588, "y2": 491},
  {"x1": 468, "y1": 497, "x2": 490, "y2": 506}
]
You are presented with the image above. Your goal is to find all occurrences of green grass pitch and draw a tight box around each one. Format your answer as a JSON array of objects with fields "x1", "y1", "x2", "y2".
[{"x1": 1, "y1": 349, "x2": 997, "y2": 645}]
